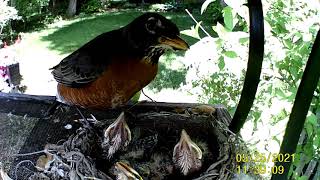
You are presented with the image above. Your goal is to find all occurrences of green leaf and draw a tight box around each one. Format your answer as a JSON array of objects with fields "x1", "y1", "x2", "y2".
[
  {"x1": 212, "y1": 22, "x2": 229, "y2": 39},
  {"x1": 195, "y1": 21, "x2": 202, "y2": 36},
  {"x1": 218, "y1": 56, "x2": 225, "y2": 70},
  {"x1": 305, "y1": 123, "x2": 314, "y2": 137},
  {"x1": 287, "y1": 92, "x2": 296, "y2": 102},
  {"x1": 224, "y1": 0, "x2": 246, "y2": 10},
  {"x1": 223, "y1": 6, "x2": 234, "y2": 30},
  {"x1": 283, "y1": 39, "x2": 293, "y2": 49},
  {"x1": 313, "y1": 133, "x2": 319, "y2": 147},
  {"x1": 303, "y1": 140, "x2": 314, "y2": 159},
  {"x1": 297, "y1": 176, "x2": 309, "y2": 180},
  {"x1": 131, "y1": 91, "x2": 141, "y2": 102},
  {"x1": 215, "y1": 38, "x2": 223, "y2": 49},
  {"x1": 239, "y1": 37, "x2": 249, "y2": 44},
  {"x1": 302, "y1": 33, "x2": 312, "y2": 42},
  {"x1": 299, "y1": 43, "x2": 310, "y2": 55},
  {"x1": 306, "y1": 113, "x2": 317, "y2": 126},
  {"x1": 272, "y1": 136, "x2": 281, "y2": 146},
  {"x1": 224, "y1": 51, "x2": 237, "y2": 58},
  {"x1": 201, "y1": 0, "x2": 217, "y2": 14},
  {"x1": 275, "y1": 88, "x2": 286, "y2": 98},
  {"x1": 293, "y1": 32, "x2": 302, "y2": 43},
  {"x1": 181, "y1": 21, "x2": 202, "y2": 39}
]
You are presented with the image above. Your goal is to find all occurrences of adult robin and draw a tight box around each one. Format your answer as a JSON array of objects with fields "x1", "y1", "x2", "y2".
[
  {"x1": 51, "y1": 13, "x2": 189, "y2": 108},
  {"x1": 51, "y1": 13, "x2": 190, "y2": 159}
]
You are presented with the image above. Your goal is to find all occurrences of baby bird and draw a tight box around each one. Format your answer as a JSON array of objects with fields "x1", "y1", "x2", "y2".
[
  {"x1": 114, "y1": 162, "x2": 143, "y2": 180},
  {"x1": 102, "y1": 112, "x2": 131, "y2": 159},
  {"x1": 172, "y1": 129, "x2": 203, "y2": 176}
]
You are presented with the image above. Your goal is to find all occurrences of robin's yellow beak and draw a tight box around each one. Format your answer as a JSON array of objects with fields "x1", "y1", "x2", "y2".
[{"x1": 158, "y1": 36, "x2": 189, "y2": 50}]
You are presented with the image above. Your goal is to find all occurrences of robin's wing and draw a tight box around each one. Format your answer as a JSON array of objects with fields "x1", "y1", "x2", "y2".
[
  {"x1": 51, "y1": 52, "x2": 105, "y2": 87},
  {"x1": 51, "y1": 30, "x2": 124, "y2": 88}
]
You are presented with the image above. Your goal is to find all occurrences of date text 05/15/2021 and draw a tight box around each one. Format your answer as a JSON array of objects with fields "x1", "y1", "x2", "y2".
[{"x1": 235, "y1": 153, "x2": 295, "y2": 175}]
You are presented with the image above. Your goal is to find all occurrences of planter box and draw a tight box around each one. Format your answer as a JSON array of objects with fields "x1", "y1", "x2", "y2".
[
  {"x1": 0, "y1": 63, "x2": 21, "y2": 86},
  {"x1": 0, "y1": 93, "x2": 241, "y2": 179},
  {"x1": 7, "y1": 63, "x2": 21, "y2": 85}
]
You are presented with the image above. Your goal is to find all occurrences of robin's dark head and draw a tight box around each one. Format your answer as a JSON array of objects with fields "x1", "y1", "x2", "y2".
[{"x1": 124, "y1": 13, "x2": 189, "y2": 62}]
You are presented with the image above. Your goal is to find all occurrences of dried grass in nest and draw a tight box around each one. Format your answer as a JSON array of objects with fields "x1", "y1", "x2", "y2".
[
  {"x1": 13, "y1": 125, "x2": 111, "y2": 180},
  {"x1": 195, "y1": 105, "x2": 244, "y2": 180}
]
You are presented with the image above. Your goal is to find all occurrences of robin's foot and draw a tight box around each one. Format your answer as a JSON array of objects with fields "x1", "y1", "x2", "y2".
[{"x1": 43, "y1": 100, "x2": 62, "y2": 118}]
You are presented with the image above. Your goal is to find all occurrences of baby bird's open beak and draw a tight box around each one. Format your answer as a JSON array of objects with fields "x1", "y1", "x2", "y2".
[
  {"x1": 172, "y1": 129, "x2": 202, "y2": 176},
  {"x1": 102, "y1": 112, "x2": 131, "y2": 159},
  {"x1": 114, "y1": 162, "x2": 143, "y2": 180}
]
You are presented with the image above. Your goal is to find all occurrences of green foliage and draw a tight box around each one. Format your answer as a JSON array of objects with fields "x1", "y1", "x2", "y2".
[
  {"x1": 80, "y1": 0, "x2": 103, "y2": 14},
  {"x1": 223, "y1": 50, "x2": 237, "y2": 58},
  {"x1": 200, "y1": 0, "x2": 223, "y2": 22},
  {"x1": 13, "y1": 0, "x2": 51, "y2": 31},
  {"x1": 15, "y1": 0, "x2": 50, "y2": 18},
  {"x1": 0, "y1": 0, "x2": 20, "y2": 40},
  {"x1": 148, "y1": 55, "x2": 187, "y2": 92},
  {"x1": 182, "y1": 0, "x2": 320, "y2": 178},
  {"x1": 181, "y1": 21, "x2": 202, "y2": 39},
  {"x1": 222, "y1": 6, "x2": 236, "y2": 31}
]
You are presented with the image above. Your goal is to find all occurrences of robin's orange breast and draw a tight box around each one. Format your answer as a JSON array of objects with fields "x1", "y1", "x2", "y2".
[{"x1": 57, "y1": 59, "x2": 158, "y2": 109}]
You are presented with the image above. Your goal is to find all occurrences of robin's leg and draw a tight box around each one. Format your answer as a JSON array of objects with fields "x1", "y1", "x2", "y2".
[
  {"x1": 75, "y1": 107, "x2": 90, "y2": 128},
  {"x1": 43, "y1": 100, "x2": 63, "y2": 118},
  {"x1": 44, "y1": 99, "x2": 92, "y2": 128},
  {"x1": 141, "y1": 89, "x2": 159, "y2": 112}
]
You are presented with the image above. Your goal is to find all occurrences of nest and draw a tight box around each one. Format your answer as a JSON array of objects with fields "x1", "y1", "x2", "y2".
[{"x1": 12, "y1": 103, "x2": 248, "y2": 180}]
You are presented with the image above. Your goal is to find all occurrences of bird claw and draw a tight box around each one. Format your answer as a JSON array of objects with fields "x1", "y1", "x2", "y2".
[{"x1": 102, "y1": 112, "x2": 131, "y2": 159}]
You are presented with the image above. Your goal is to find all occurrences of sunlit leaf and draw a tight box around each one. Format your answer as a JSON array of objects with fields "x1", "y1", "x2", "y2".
[
  {"x1": 215, "y1": 38, "x2": 223, "y2": 49},
  {"x1": 223, "y1": 6, "x2": 234, "y2": 30},
  {"x1": 306, "y1": 113, "x2": 317, "y2": 126},
  {"x1": 303, "y1": 140, "x2": 314, "y2": 159},
  {"x1": 302, "y1": 33, "x2": 312, "y2": 42},
  {"x1": 195, "y1": 21, "x2": 202, "y2": 37},
  {"x1": 224, "y1": 51, "x2": 237, "y2": 58},
  {"x1": 298, "y1": 43, "x2": 310, "y2": 55},
  {"x1": 218, "y1": 56, "x2": 225, "y2": 70},
  {"x1": 287, "y1": 92, "x2": 296, "y2": 102},
  {"x1": 283, "y1": 39, "x2": 293, "y2": 49},
  {"x1": 239, "y1": 37, "x2": 249, "y2": 44},
  {"x1": 272, "y1": 136, "x2": 281, "y2": 146},
  {"x1": 275, "y1": 88, "x2": 286, "y2": 98},
  {"x1": 297, "y1": 176, "x2": 309, "y2": 180},
  {"x1": 224, "y1": 0, "x2": 246, "y2": 18},
  {"x1": 181, "y1": 21, "x2": 202, "y2": 39},
  {"x1": 313, "y1": 134, "x2": 319, "y2": 148},
  {"x1": 212, "y1": 22, "x2": 229, "y2": 39},
  {"x1": 224, "y1": 0, "x2": 246, "y2": 9},
  {"x1": 305, "y1": 123, "x2": 314, "y2": 137},
  {"x1": 201, "y1": 0, "x2": 217, "y2": 14}
]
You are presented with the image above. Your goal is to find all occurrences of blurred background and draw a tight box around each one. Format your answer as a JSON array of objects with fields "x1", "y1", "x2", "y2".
[{"x1": 0, "y1": 0, "x2": 319, "y2": 179}]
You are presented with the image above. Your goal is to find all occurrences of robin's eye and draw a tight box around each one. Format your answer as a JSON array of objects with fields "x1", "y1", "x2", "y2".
[{"x1": 145, "y1": 17, "x2": 161, "y2": 34}]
